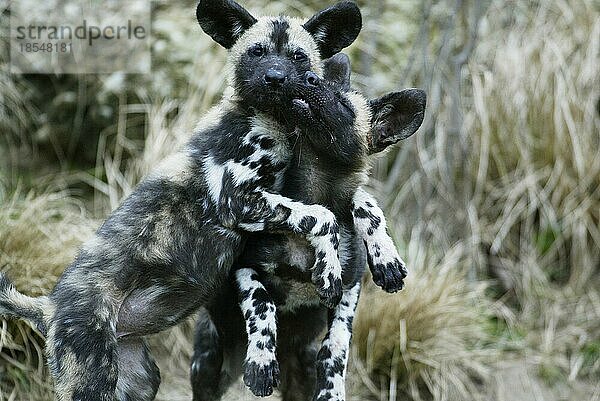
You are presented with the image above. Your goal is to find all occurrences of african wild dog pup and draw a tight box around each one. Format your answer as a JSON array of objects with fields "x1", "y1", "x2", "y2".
[
  {"x1": 190, "y1": 55, "x2": 426, "y2": 401},
  {"x1": 0, "y1": 1, "x2": 370, "y2": 400}
]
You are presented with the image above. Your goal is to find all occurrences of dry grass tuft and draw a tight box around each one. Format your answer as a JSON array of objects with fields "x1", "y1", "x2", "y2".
[
  {"x1": 353, "y1": 241, "x2": 495, "y2": 401},
  {"x1": 462, "y1": 0, "x2": 600, "y2": 383},
  {"x1": 369, "y1": 0, "x2": 599, "y2": 391},
  {"x1": 0, "y1": 188, "x2": 96, "y2": 400},
  {"x1": 0, "y1": 189, "x2": 95, "y2": 295}
]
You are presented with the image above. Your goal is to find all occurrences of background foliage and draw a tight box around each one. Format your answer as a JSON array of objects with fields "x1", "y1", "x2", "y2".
[{"x1": 1, "y1": 0, "x2": 599, "y2": 400}]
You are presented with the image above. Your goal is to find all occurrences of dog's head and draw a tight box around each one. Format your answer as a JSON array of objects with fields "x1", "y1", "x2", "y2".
[
  {"x1": 289, "y1": 53, "x2": 427, "y2": 163},
  {"x1": 196, "y1": 0, "x2": 362, "y2": 119}
]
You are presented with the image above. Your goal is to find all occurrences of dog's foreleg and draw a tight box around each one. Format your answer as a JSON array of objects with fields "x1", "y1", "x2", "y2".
[
  {"x1": 235, "y1": 268, "x2": 279, "y2": 397},
  {"x1": 352, "y1": 187, "x2": 407, "y2": 293},
  {"x1": 313, "y1": 283, "x2": 360, "y2": 401},
  {"x1": 233, "y1": 190, "x2": 343, "y2": 307}
]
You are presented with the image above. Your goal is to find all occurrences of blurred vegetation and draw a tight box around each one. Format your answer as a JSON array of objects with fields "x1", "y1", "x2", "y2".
[{"x1": 1, "y1": 0, "x2": 599, "y2": 400}]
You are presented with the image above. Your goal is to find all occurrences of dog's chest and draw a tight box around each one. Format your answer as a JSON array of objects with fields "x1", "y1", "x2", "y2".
[
  {"x1": 284, "y1": 148, "x2": 366, "y2": 218},
  {"x1": 263, "y1": 226, "x2": 354, "y2": 313}
]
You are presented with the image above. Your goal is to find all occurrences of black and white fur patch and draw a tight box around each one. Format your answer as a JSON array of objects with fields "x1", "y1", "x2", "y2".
[
  {"x1": 236, "y1": 268, "x2": 280, "y2": 397},
  {"x1": 314, "y1": 283, "x2": 360, "y2": 401},
  {"x1": 353, "y1": 188, "x2": 408, "y2": 292},
  {"x1": 192, "y1": 51, "x2": 426, "y2": 401},
  {"x1": 0, "y1": 2, "x2": 369, "y2": 399}
]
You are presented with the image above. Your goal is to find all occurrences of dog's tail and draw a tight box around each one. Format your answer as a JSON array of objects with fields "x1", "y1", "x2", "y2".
[{"x1": 0, "y1": 272, "x2": 50, "y2": 336}]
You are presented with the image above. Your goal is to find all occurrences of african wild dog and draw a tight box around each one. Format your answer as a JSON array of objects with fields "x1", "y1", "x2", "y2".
[
  {"x1": 0, "y1": 1, "x2": 371, "y2": 400},
  {"x1": 190, "y1": 54, "x2": 426, "y2": 401}
]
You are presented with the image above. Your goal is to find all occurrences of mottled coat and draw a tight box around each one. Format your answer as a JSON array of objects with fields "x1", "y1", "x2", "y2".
[
  {"x1": 190, "y1": 54, "x2": 426, "y2": 401},
  {"x1": 0, "y1": 1, "x2": 366, "y2": 400}
]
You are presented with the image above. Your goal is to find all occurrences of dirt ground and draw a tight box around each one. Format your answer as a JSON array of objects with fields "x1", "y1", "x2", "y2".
[{"x1": 154, "y1": 354, "x2": 600, "y2": 401}]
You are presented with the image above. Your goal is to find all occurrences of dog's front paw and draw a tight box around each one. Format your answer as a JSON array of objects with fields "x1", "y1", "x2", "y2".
[
  {"x1": 370, "y1": 258, "x2": 407, "y2": 293},
  {"x1": 313, "y1": 389, "x2": 345, "y2": 401},
  {"x1": 312, "y1": 253, "x2": 343, "y2": 308},
  {"x1": 316, "y1": 275, "x2": 343, "y2": 308},
  {"x1": 366, "y1": 240, "x2": 408, "y2": 293},
  {"x1": 243, "y1": 359, "x2": 280, "y2": 397}
]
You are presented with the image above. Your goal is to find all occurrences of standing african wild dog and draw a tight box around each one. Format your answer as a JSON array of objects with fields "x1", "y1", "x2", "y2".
[
  {"x1": 0, "y1": 1, "x2": 369, "y2": 400},
  {"x1": 190, "y1": 54, "x2": 426, "y2": 401}
]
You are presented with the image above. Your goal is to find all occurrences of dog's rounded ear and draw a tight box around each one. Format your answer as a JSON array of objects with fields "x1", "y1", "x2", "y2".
[
  {"x1": 197, "y1": 0, "x2": 257, "y2": 49},
  {"x1": 303, "y1": 1, "x2": 362, "y2": 59},
  {"x1": 368, "y1": 89, "x2": 427, "y2": 154},
  {"x1": 323, "y1": 53, "x2": 352, "y2": 91}
]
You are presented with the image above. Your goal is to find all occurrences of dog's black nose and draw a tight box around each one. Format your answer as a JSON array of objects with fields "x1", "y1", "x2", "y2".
[
  {"x1": 304, "y1": 71, "x2": 320, "y2": 87},
  {"x1": 265, "y1": 68, "x2": 287, "y2": 85}
]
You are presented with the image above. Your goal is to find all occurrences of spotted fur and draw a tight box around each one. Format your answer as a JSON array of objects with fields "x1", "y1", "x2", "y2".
[
  {"x1": 192, "y1": 52, "x2": 427, "y2": 401},
  {"x1": 353, "y1": 188, "x2": 408, "y2": 292},
  {"x1": 0, "y1": 2, "x2": 365, "y2": 399},
  {"x1": 313, "y1": 284, "x2": 360, "y2": 401},
  {"x1": 236, "y1": 268, "x2": 279, "y2": 396}
]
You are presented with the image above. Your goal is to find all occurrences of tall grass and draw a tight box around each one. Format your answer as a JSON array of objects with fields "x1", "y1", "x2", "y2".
[
  {"x1": 0, "y1": 188, "x2": 96, "y2": 400},
  {"x1": 353, "y1": 242, "x2": 494, "y2": 401},
  {"x1": 465, "y1": 0, "x2": 600, "y2": 382},
  {"x1": 367, "y1": 0, "x2": 600, "y2": 393}
]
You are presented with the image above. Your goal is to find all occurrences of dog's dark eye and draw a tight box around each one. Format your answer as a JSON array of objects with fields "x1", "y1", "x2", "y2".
[
  {"x1": 293, "y1": 50, "x2": 308, "y2": 62},
  {"x1": 249, "y1": 44, "x2": 265, "y2": 57}
]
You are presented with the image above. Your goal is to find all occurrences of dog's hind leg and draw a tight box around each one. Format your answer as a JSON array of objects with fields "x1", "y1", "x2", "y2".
[
  {"x1": 191, "y1": 291, "x2": 248, "y2": 401},
  {"x1": 191, "y1": 309, "x2": 225, "y2": 401},
  {"x1": 235, "y1": 268, "x2": 280, "y2": 397},
  {"x1": 115, "y1": 337, "x2": 160, "y2": 401},
  {"x1": 276, "y1": 307, "x2": 326, "y2": 401},
  {"x1": 46, "y1": 287, "x2": 120, "y2": 401},
  {"x1": 278, "y1": 344, "x2": 318, "y2": 401}
]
